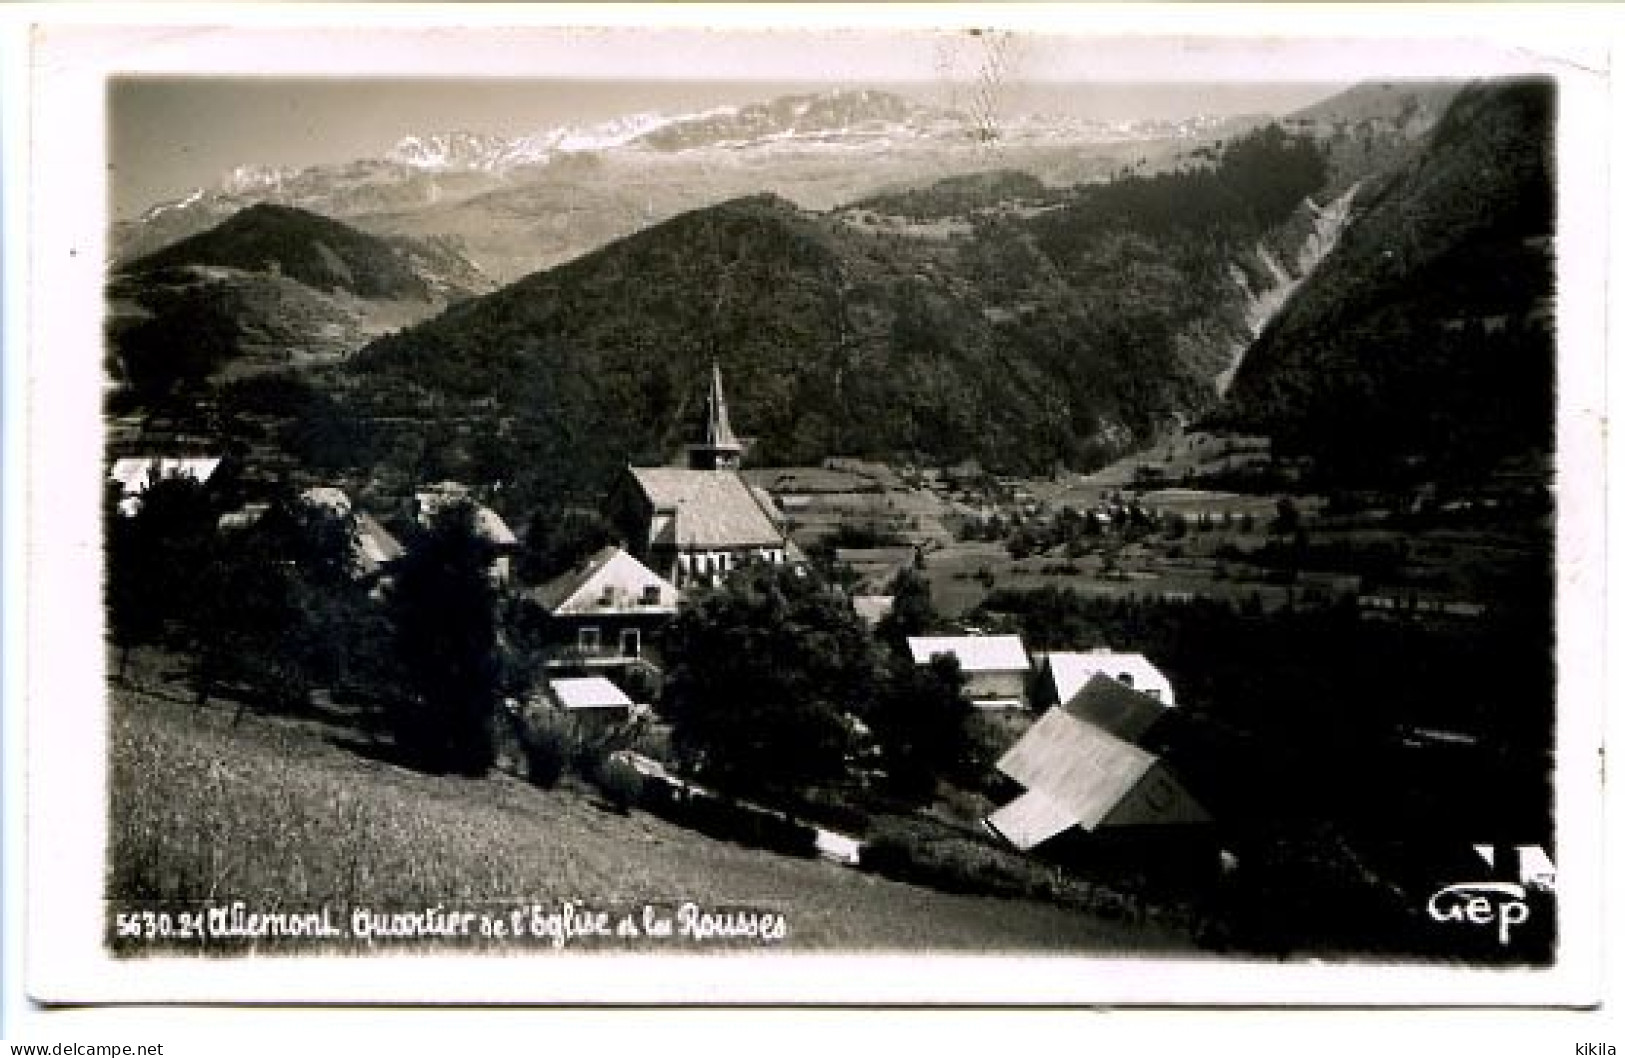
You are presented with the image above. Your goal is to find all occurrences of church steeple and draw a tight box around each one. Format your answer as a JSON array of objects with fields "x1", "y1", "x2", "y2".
[{"x1": 687, "y1": 361, "x2": 744, "y2": 470}]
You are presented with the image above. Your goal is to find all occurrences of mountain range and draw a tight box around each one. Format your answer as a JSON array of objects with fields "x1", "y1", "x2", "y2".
[
  {"x1": 113, "y1": 88, "x2": 1268, "y2": 282},
  {"x1": 108, "y1": 78, "x2": 1554, "y2": 512}
]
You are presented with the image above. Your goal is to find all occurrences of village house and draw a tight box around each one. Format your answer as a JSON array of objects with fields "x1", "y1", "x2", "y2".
[
  {"x1": 984, "y1": 674, "x2": 1208, "y2": 852},
  {"x1": 850, "y1": 594, "x2": 895, "y2": 628},
  {"x1": 1032, "y1": 648, "x2": 1179, "y2": 709},
  {"x1": 544, "y1": 675, "x2": 642, "y2": 740},
  {"x1": 297, "y1": 486, "x2": 406, "y2": 589},
  {"x1": 607, "y1": 364, "x2": 793, "y2": 588},
  {"x1": 833, "y1": 545, "x2": 918, "y2": 593},
  {"x1": 524, "y1": 545, "x2": 680, "y2": 681},
  {"x1": 108, "y1": 455, "x2": 225, "y2": 517},
  {"x1": 413, "y1": 480, "x2": 520, "y2": 587},
  {"x1": 906, "y1": 634, "x2": 1031, "y2": 709}
]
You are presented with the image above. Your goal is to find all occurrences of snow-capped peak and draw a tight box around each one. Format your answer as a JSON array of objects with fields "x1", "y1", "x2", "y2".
[
  {"x1": 384, "y1": 131, "x2": 514, "y2": 172},
  {"x1": 220, "y1": 164, "x2": 298, "y2": 194}
]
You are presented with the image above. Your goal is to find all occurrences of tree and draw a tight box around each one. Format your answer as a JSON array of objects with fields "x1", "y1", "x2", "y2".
[
  {"x1": 867, "y1": 653, "x2": 972, "y2": 802},
  {"x1": 518, "y1": 504, "x2": 616, "y2": 583},
  {"x1": 1271, "y1": 496, "x2": 1302, "y2": 537},
  {"x1": 661, "y1": 563, "x2": 882, "y2": 803},
  {"x1": 875, "y1": 566, "x2": 937, "y2": 654},
  {"x1": 386, "y1": 499, "x2": 501, "y2": 775},
  {"x1": 105, "y1": 472, "x2": 217, "y2": 680}
]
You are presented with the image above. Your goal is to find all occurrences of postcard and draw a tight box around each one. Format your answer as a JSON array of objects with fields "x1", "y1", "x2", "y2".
[{"x1": 13, "y1": 6, "x2": 1611, "y2": 1013}]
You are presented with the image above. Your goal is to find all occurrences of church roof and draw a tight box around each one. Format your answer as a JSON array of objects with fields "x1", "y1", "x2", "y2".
[{"x1": 627, "y1": 467, "x2": 785, "y2": 549}]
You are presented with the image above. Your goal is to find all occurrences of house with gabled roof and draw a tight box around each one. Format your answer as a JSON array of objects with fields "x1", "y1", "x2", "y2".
[
  {"x1": 1033, "y1": 648, "x2": 1178, "y2": 709},
  {"x1": 607, "y1": 364, "x2": 792, "y2": 588},
  {"x1": 525, "y1": 545, "x2": 680, "y2": 680},
  {"x1": 984, "y1": 674, "x2": 1208, "y2": 852},
  {"x1": 907, "y1": 634, "x2": 1030, "y2": 709},
  {"x1": 413, "y1": 480, "x2": 520, "y2": 586}
]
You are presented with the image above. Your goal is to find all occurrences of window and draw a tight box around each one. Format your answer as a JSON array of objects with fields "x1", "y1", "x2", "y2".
[
  {"x1": 620, "y1": 629, "x2": 641, "y2": 658},
  {"x1": 641, "y1": 585, "x2": 661, "y2": 606},
  {"x1": 577, "y1": 627, "x2": 600, "y2": 653}
]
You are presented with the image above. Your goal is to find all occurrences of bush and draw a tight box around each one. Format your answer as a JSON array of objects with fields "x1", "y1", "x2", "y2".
[
  {"x1": 522, "y1": 720, "x2": 568, "y2": 789},
  {"x1": 861, "y1": 820, "x2": 1045, "y2": 899},
  {"x1": 593, "y1": 753, "x2": 646, "y2": 814},
  {"x1": 641, "y1": 789, "x2": 819, "y2": 858}
]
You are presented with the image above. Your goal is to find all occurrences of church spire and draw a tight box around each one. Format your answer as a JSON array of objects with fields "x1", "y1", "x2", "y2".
[{"x1": 688, "y1": 361, "x2": 744, "y2": 470}]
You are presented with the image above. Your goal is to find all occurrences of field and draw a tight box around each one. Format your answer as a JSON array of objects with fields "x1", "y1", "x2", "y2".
[{"x1": 107, "y1": 667, "x2": 1196, "y2": 956}]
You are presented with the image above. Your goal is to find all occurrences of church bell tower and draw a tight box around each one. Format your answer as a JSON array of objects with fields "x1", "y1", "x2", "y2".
[{"x1": 686, "y1": 362, "x2": 744, "y2": 471}]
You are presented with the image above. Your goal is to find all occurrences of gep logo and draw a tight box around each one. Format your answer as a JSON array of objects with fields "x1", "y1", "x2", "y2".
[{"x1": 1426, "y1": 881, "x2": 1529, "y2": 945}]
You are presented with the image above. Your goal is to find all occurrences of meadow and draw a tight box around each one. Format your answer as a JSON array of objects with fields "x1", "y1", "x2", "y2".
[{"x1": 107, "y1": 666, "x2": 1195, "y2": 956}]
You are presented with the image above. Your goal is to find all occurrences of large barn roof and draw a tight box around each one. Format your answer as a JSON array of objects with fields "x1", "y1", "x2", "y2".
[
  {"x1": 907, "y1": 635, "x2": 1030, "y2": 674},
  {"x1": 627, "y1": 467, "x2": 785, "y2": 549},
  {"x1": 995, "y1": 708, "x2": 1156, "y2": 832},
  {"x1": 983, "y1": 788, "x2": 1078, "y2": 851}
]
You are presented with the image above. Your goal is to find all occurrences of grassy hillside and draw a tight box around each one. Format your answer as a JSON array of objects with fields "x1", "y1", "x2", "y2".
[
  {"x1": 108, "y1": 674, "x2": 1193, "y2": 954},
  {"x1": 1220, "y1": 79, "x2": 1556, "y2": 481}
]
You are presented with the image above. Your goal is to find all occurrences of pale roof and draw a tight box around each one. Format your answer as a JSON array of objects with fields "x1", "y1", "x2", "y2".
[
  {"x1": 109, "y1": 456, "x2": 222, "y2": 495},
  {"x1": 415, "y1": 483, "x2": 518, "y2": 548},
  {"x1": 355, "y1": 511, "x2": 404, "y2": 572},
  {"x1": 1042, "y1": 650, "x2": 1176, "y2": 706},
  {"x1": 472, "y1": 506, "x2": 519, "y2": 547},
  {"x1": 995, "y1": 708, "x2": 1155, "y2": 832},
  {"x1": 907, "y1": 635, "x2": 1030, "y2": 674},
  {"x1": 550, "y1": 677, "x2": 634, "y2": 711},
  {"x1": 299, "y1": 486, "x2": 353, "y2": 516},
  {"x1": 531, "y1": 546, "x2": 680, "y2": 616},
  {"x1": 851, "y1": 595, "x2": 895, "y2": 627},
  {"x1": 984, "y1": 788, "x2": 1078, "y2": 851},
  {"x1": 628, "y1": 467, "x2": 785, "y2": 549}
]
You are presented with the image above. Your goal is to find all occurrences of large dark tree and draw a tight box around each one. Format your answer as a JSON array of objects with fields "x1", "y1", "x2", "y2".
[
  {"x1": 661, "y1": 563, "x2": 882, "y2": 803},
  {"x1": 386, "y1": 500, "x2": 501, "y2": 775},
  {"x1": 104, "y1": 472, "x2": 217, "y2": 680},
  {"x1": 874, "y1": 566, "x2": 938, "y2": 656},
  {"x1": 867, "y1": 653, "x2": 972, "y2": 803}
]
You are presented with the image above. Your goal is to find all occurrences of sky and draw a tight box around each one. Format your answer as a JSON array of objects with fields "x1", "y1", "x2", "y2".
[{"x1": 109, "y1": 77, "x2": 1343, "y2": 218}]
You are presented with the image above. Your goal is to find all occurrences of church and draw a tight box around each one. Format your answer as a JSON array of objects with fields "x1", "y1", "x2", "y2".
[{"x1": 607, "y1": 364, "x2": 792, "y2": 589}]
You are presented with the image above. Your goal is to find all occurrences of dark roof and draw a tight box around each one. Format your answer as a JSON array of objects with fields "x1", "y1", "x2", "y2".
[
  {"x1": 1060, "y1": 674, "x2": 1171, "y2": 743},
  {"x1": 627, "y1": 467, "x2": 785, "y2": 549},
  {"x1": 531, "y1": 545, "x2": 621, "y2": 612}
]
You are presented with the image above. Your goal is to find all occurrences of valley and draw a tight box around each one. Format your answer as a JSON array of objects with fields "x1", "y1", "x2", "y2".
[{"x1": 99, "y1": 76, "x2": 1561, "y2": 965}]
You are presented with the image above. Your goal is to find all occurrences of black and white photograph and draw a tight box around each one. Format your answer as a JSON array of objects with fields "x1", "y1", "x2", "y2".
[{"x1": 10, "y1": 8, "x2": 1615, "y2": 1022}]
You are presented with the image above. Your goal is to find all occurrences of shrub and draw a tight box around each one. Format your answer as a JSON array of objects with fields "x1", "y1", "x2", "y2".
[
  {"x1": 507, "y1": 708, "x2": 586, "y2": 789},
  {"x1": 593, "y1": 752, "x2": 646, "y2": 814}
]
